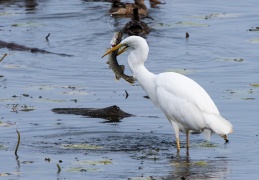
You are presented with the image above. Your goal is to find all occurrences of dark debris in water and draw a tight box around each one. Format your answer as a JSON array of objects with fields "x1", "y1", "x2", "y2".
[{"x1": 248, "y1": 27, "x2": 259, "y2": 31}]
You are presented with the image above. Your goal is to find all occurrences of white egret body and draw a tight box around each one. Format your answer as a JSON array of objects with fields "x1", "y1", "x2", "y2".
[{"x1": 102, "y1": 36, "x2": 233, "y2": 151}]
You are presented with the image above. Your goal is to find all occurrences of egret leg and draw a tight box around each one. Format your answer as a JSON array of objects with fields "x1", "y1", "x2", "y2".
[
  {"x1": 186, "y1": 130, "x2": 190, "y2": 149},
  {"x1": 171, "y1": 121, "x2": 180, "y2": 152},
  {"x1": 176, "y1": 138, "x2": 180, "y2": 152}
]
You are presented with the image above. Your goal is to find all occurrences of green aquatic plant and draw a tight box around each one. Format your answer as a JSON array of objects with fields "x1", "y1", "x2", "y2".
[
  {"x1": 11, "y1": 22, "x2": 42, "y2": 27},
  {"x1": 250, "y1": 83, "x2": 259, "y2": 87},
  {"x1": 0, "y1": 144, "x2": 4, "y2": 150},
  {"x1": 175, "y1": 21, "x2": 208, "y2": 27},
  {"x1": 61, "y1": 143, "x2": 103, "y2": 150},
  {"x1": 166, "y1": 68, "x2": 199, "y2": 75},
  {"x1": 194, "y1": 161, "x2": 207, "y2": 166},
  {"x1": 249, "y1": 38, "x2": 259, "y2": 43},
  {"x1": 57, "y1": 164, "x2": 61, "y2": 173},
  {"x1": 198, "y1": 141, "x2": 218, "y2": 147},
  {"x1": 67, "y1": 167, "x2": 101, "y2": 172},
  {"x1": 73, "y1": 159, "x2": 112, "y2": 166}
]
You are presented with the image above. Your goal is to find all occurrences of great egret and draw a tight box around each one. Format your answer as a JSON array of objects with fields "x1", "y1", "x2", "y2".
[{"x1": 102, "y1": 36, "x2": 233, "y2": 151}]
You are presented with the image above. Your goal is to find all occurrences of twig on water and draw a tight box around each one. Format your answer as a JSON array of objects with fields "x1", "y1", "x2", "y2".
[
  {"x1": 125, "y1": 90, "x2": 129, "y2": 99},
  {"x1": 46, "y1": 33, "x2": 50, "y2": 41},
  {"x1": 186, "y1": 32, "x2": 189, "y2": 39},
  {"x1": 57, "y1": 163, "x2": 61, "y2": 173},
  {"x1": 0, "y1": 53, "x2": 7, "y2": 62},
  {"x1": 15, "y1": 130, "x2": 20, "y2": 158}
]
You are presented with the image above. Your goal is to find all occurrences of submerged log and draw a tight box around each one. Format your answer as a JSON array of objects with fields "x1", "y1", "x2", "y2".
[
  {"x1": 52, "y1": 105, "x2": 133, "y2": 122},
  {"x1": 0, "y1": 40, "x2": 72, "y2": 57}
]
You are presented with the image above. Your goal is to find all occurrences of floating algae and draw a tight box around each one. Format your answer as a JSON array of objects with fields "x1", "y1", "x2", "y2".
[
  {"x1": 73, "y1": 159, "x2": 112, "y2": 166},
  {"x1": 250, "y1": 83, "x2": 259, "y2": 87},
  {"x1": 61, "y1": 143, "x2": 103, "y2": 150},
  {"x1": 198, "y1": 141, "x2": 218, "y2": 148}
]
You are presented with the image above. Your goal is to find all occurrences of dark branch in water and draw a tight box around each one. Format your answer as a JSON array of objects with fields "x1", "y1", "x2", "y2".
[
  {"x1": 46, "y1": 33, "x2": 50, "y2": 41},
  {"x1": 0, "y1": 53, "x2": 7, "y2": 62},
  {"x1": 15, "y1": 130, "x2": 20, "y2": 158},
  {"x1": 186, "y1": 32, "x2": 189, "y2": 38}
]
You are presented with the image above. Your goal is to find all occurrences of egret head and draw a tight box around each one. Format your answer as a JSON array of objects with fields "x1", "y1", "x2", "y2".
[{"x1": 102, "y1": 36, "x2": 149, "y2": 66}]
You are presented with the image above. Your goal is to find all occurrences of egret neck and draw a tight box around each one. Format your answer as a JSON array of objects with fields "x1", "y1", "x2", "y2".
[{"x1": 127, "y1": 48, "x2": 159, "y2": 106}]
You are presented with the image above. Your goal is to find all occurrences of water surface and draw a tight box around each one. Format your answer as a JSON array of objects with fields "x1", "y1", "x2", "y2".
[{"x1": 1, "y1": 0, "x2": 259, "y2": 179}]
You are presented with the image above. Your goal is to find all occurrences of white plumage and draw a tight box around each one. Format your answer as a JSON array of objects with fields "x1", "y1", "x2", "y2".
[{"x1": 102, "y1": 36, "x2": 233, "y2": 151}]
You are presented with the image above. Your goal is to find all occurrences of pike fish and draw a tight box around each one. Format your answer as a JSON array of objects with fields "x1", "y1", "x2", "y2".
[{"x1": 106, "y1": 31, "x2": 134, "y2": 84}]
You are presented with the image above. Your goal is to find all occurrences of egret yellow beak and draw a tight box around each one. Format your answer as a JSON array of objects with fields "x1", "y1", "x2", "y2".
[
  {"x1": 102, "y1": 43, "x2": 127, "y2": 58},
  {"x1": 117, "y1": 46, "x2": 128, "y2": 56}
]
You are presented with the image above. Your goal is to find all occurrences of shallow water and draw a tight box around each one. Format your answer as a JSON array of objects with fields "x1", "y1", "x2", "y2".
[{"x1": 1, "y1": 0, "x2": 259, "y2": 179}]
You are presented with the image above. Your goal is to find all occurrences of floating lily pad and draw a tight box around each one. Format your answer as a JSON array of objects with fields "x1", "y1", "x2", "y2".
[
  {"x1": 216, "y1": 57, "x2": 244, "y2": 62},
  {"x1": 61, "y1": 91, "x2": 90, "y2": 96},
  {"x1": 191, "y1": 13, "x2": 240, "y2": 19},
  {"x1": 11, "y1": 22, "x2": 42, "y2": 27},
  {"x1": 198, "y1": 141, "x2": 218, "y2": 147},
  {"x1": 248, "y1": 27, "x2": 259, "y2": 31},
  {"x1": 0, "y1": 121, "x2": 16, "y2": 127},
  {"x1": 154, "y1": 21, "x2": 208, "y2": 29},
  {"x1": 0, "y1": 144, "x2": 5, "y2": 150},
  {"x1": 194, "y1": 161, "x2": 207, "y2": 166},
  {"x1": 21, "y1": 161, "x2": 34, "y2": 164},
  {"x1": 61, "y1": 143, "x2": 103, "y2": 150},
  {"x1": 74, "y1": 159, "x2": 112, "y2": 165},
  {"x1": 39, "y1": 98, "x2": 66, "y2": 103},
  {"x1": 0, "y1": 172, "x2": 20, "y2": 176},
  {"x1": 175, "y1": 21, "x2": 208, "y2": 27},
  {"x1": 3, "y1": 64, "x2": 27, "y2": 69},
  {"x1": 128, "y1": 177, "x2": 155, "y2": 180},
  {"x1": 242, "y1": 97, "x2": 255, "y2": 100},
  {"x1": 248, "y1": 38, "x2": 259, "y2": 43},
  {"x1": 20, "y1": 108, "x2": 35, "y2": 112},
  {"x1": 0, "y1": 12, "x2": 12, "y2": 16},
  {"x1": 171, "y1": 161, "x2": 190, "y2": 167},
  {"x1": 250, "y1": 83, "x2": 259, "y2": 87},
  {"x1": 67, "y1": 167, "x2": 101, "y2": 172},
  {"x1": 166, "y1": 68, "x2": 199, "y2": 75},
  {"x1": 171, "y1": 160, "x2": 208, "y2": 167}
]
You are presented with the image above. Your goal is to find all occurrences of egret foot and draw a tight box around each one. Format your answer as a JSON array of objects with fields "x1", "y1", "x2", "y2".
[{"x1": 222, "y1": 135, "x2": 229, "y2": 143}]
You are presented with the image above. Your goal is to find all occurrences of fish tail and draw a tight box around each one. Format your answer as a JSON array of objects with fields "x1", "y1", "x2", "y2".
[{"x1": 121, "y1": 74, "x2": 135, "y2": 84}]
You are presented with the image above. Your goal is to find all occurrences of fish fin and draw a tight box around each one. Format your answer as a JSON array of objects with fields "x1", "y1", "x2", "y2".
[
  {"x1": 120, "y1": 65, "x2": 125, "y2": 72},
  {"x1": 115, "y1": 74, "x2": 121, "y2": 81},
  {"x1": 106, "y1": 61, "x2": 110, "y2": 65}
]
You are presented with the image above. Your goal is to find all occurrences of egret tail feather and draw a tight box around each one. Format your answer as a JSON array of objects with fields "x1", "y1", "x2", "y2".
[{"x1": 203, "y1": 113, "x2": 233, "y2": 136}]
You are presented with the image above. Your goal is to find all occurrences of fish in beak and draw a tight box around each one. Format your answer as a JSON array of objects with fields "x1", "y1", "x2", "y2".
[{"x1": 102, "y1": 43, "x2": 128, "y2": 58}]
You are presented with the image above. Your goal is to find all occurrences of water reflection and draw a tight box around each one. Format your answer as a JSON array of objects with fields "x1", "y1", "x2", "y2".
[{"x1": 170, "y1": 154, "x2": 229, "y2": 179}]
